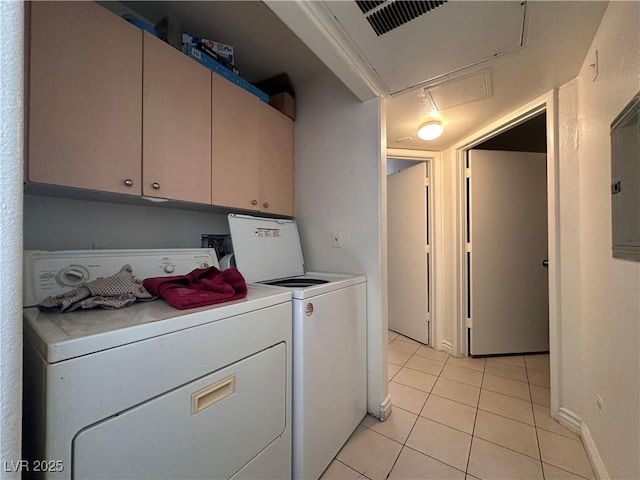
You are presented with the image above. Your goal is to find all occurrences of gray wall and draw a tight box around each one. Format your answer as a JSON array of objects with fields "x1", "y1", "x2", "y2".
[{"x1": 24, "y1": 194, "x2": 230, "y2": 251}]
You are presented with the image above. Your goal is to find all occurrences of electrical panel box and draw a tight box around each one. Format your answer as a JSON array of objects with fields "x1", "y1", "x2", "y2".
[{"x1": 611, "y1": 93, "x2": 640, "y2": 262}]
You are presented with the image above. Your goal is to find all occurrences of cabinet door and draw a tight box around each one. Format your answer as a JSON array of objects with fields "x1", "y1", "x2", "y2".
[
  {"x1": 211, "y1": 75, "x2": 261, "y2": 211},
  {"x1": 28, "y1": 1, "x2": 142, "y2": 195},
  {"x1": 259, "y1": 105, "x2": 295, "y2": 216},
  {"x1": 143, "y1": 33, "x2": 211, "y2": 204}
]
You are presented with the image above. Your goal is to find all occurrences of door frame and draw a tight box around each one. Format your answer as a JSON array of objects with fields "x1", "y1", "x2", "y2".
[
  {"x1": 450, "y1": 90, "x2": 561, "y2": 416},
  {"x1": 387, "y1": 148, "x2": 442, "y2": 349}
]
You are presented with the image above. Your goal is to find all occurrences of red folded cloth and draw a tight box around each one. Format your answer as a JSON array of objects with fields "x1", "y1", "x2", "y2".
[{"x1": 143, "y1": 266, "x2": 248, "y2": 310}]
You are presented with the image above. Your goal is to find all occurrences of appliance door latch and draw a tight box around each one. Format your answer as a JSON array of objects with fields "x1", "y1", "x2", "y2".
[{"x1": 611, "y1": 181, "x2": 621, "y2": 194}]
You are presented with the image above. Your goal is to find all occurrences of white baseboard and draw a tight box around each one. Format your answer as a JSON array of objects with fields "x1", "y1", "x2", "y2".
[
  {"x1": 556, "y1": 407, "x2": 582, "y2": 434},
  {"x1": 580, "y1": 421, "x2": 609, "y2": 480},
  {"x1": 556, "y1": 407, "x2": 609, "y2": 479},
  {"x1": 441, "y1": 340, "x2": 453, "y2": 355},
  {"x1": 379, "y1": 394, "x2": 392, "y2": 421}
]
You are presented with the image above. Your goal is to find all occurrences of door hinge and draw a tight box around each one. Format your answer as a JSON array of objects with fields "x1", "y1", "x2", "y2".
[
  {"x1": 425, "y1": 244, "x2": 431, "y2": 254},
  {"x1": 466, "y1": 318, "x2": 473, "y2": 328},
  {"x1": 465, "y1": 167, "x2": 471, "y2": 178},
  {"x1": 424, "y1": 178, "x2": 429, "y2": 187}
]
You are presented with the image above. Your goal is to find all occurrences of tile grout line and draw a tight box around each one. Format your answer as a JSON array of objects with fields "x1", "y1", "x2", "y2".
[
  {"x1": 384, "y1": 344, "x2": 429, "y2": 480},
  {"x1": 464, "y1": 358, "x2": 484, "y2": 476},
  {"x1": 526, "y1": 364, "x2": 547, "y2": 480},
  {"x1": 392, "y1": 341, "x2": 457, "y2": 477},
  {"x1": 404, "y1": 345, "x2": 470, "y2": 477},
  {"x1": 384, "y1": 335, "x2": 555, "y2": 479},
  {"x1": 392, "y1": 353, "x2": 549, "y2": 424}
]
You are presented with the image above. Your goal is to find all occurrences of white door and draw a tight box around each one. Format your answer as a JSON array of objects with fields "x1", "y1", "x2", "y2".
[
  {"x1": 387, "y1": 162, "x2": 429, "y2": 344},
  {"x1": 469, "y1": 150, "x2": 549, "y2": 355}
]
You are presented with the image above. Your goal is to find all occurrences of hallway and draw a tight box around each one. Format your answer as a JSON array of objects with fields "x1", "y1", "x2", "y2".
[{"x1": 322, "y1": 331, "x2": 595, "y2": 479}]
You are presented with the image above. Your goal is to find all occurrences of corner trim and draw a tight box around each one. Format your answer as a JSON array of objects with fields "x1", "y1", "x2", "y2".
[
  {"x1": 556, "y1": 407, "x2": 609, "y2": 480},
  {"x1": 441, "y1": 340, "x2": 454, "y2": 355},
  {"x1": 556, "y1": 407, "x2": 582, "y2": 433},
  {"x1": 379, "y1": 394, "x2": 393, "y2": 421}
]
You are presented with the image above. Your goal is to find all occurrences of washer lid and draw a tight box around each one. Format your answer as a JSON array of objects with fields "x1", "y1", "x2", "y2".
[{"x1": 228, "y1": 214, "x2": 304, "y2": 283}]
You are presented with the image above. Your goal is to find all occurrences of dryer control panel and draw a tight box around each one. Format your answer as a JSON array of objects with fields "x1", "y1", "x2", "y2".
[{"x1": 23, "y1": 249, "x2": 219, "y2": 307}]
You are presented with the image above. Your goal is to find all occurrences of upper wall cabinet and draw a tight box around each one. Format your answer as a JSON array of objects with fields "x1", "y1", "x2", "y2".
[
  {"x1": 28, "y1": 2, "x2": 293, "y2": 214},
  {"x1": 142, "y1": 33, "x2": 212, "y2": 204},
  {"x1": 212, "y1": 76, "x2": 294, "y2": 216},
  {"x1": 211, "y1": 74, "x2": 261, "y2": 211},
  {"x1": 259, "y1": 104, "x2": 295, "y2": 216},
  {"x1": 28, "y1": 1, "x2": 143, "y2": 195}
]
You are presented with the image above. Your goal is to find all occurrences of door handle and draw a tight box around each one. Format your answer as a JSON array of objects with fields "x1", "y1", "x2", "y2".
[
  {"x1": 542, "y1": 260, "x2": 549, "y2": 267},
  {"x1": 191, "y1": 375, "x2": 236, "y2": 414}
]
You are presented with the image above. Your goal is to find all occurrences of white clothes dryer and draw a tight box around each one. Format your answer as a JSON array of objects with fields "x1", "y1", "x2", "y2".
[
  {"x1": 228, "y1": 215, "x2": 367, "y2": 480},
  {"x1": 22, "y1": 248, "x2": 292, "y2": 480}
]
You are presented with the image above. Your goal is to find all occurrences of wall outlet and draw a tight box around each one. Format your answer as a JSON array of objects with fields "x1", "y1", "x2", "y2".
[{"x1": 331, "y1": 231, "x2": 342, "y2": 248}]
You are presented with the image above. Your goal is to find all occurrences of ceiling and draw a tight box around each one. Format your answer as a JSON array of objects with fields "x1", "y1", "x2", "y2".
[{"x1": 121, "y1": 0, "x2": 609, "y2": 152}]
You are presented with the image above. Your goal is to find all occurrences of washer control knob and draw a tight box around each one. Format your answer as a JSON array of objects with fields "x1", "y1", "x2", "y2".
[
  {"x1": 201, "y1": 262, "x2": 210, "y2": 268},
  {"x1": 164, "y1": 264, "x2": 175, "y2": 274},
  {"x1": 57, "y1": 265, "x2": 90, "y2": 287}
]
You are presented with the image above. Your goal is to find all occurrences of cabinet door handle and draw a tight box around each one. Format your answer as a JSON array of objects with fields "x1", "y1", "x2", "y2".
[
  {"x1": 251, "y1": 199, "x2": 258, "y2": 206},
  {"x1": 263, "y1": 202, "x2": 269, "y2": 209},
  {"x1": 124, "y1": 179, "x2": 134, "y2": 187},
  {"x1": 152, "y1": 182, "x2": 160, "y2": 190}
]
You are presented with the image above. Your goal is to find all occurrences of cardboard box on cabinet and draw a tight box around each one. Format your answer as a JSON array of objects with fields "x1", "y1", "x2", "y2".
[
  {"x1": 185, "y1": 45, "x2": 268, "y2": 103},
  {"x1": 182, "y1": 33, "x2": 234, "y2": 64},
  {"x1": 270, "y1": 92, "x2": 295, "y2": 120}
]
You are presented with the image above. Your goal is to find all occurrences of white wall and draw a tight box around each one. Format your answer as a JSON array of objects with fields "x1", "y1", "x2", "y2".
[
  {"x1": 558, "y1": 2, "x2": 640, "y2": 478},
  {"x1": 24, "y1": 195, "x2": 230, "y2": 250},
  {"x1": 0, "y1": 1, "x2": 24, "y2": 475},
  {"x1": 294, "y1": 72, "x2": 388, "y2": 416}
]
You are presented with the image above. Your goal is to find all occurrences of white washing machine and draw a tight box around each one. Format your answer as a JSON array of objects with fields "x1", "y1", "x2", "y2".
[
  {"x1": 22, "y1": 248, "x2": 292, "y2": 479},
  {"x1": 228, "y1": 215, "x2": 367, "y2": 480}
]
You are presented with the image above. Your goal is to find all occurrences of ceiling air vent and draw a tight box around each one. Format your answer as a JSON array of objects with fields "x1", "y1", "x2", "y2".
[
  {"x1": 355, "y1": 1, "x2": 385, "y2": 14},
  {"x1": 357, "y1": 0, "x2": 448, "y2": 36}
]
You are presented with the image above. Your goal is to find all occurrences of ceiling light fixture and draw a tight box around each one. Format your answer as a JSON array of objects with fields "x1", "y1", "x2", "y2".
[{"x1": 417, "y1": 120, "x2": 444, "y2": 140}]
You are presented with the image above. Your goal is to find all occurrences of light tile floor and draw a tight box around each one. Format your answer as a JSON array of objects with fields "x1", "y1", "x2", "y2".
[{"x1": 321, "y1": 331, "x2": 595, "y2": 480}]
